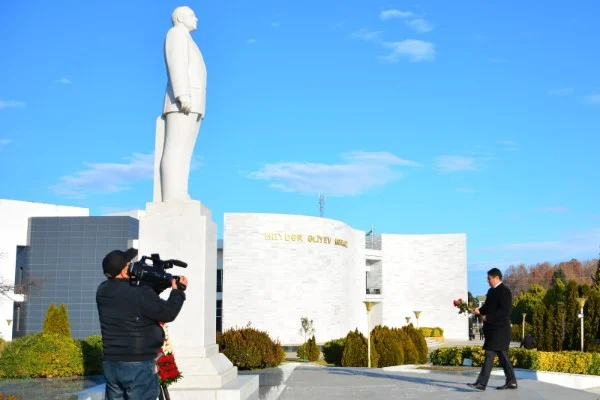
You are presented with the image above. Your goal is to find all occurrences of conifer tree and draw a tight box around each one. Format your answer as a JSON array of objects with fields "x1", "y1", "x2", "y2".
[{"x1": 42, "y1": 303, "x2": 58, "y2": 334}]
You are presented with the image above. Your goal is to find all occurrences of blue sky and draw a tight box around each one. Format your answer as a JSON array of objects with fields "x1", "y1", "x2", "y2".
[{"x1": 1, "y1": 0, "x2": 599, "y2": 295}]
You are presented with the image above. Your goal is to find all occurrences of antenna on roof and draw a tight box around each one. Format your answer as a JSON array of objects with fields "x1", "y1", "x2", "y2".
[{"x1": 318, "y1": 193, "x2": 326, "y2": 218}]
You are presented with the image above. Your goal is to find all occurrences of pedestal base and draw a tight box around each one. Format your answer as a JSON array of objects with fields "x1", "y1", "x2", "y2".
[
  {"x1": 136, "y1": 200, "x2": 258, "y2": 399},
  {"x1": 166, "y1": 375, "x2": 259, "y2": 400}
]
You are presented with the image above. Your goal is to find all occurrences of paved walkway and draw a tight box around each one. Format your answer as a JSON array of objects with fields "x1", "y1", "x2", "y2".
[{"x1": 271, "y1": 364, "x2": 600, "y2": 400}]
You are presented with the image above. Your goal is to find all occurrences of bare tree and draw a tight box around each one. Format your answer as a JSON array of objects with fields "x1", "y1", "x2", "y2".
[{"x1": 0, "y1": 251, "x2": 40, "y2": 299}]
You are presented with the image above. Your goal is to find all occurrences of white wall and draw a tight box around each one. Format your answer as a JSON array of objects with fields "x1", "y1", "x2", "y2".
[
  {"x1": 380, "y1": 233, "x2": 468, "y2": 339},
  {"x1": 223, "y1": 213, "x2": 365, "y2": 345},
  {"x1": 0, "y1": 199, "x2": 89, "y2": 341}
]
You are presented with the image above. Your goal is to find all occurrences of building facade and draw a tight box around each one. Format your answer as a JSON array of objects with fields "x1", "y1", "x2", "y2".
[
  {"x1": 14, "y1": 216, "x2": 138, "y2": 339},
  {"x1": 1, "y1": 199, "x2": 469, "y2": 344},
  {"x1": 222, "y1": 213, "x2": 468, "y2": 344}
]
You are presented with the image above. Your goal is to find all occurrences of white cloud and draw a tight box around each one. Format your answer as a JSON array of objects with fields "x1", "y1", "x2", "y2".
[
  {"x1": 0, "y1": 100, "x2": 25, "y2": 109},
  {"x1": 350, "y1": 28, "x2": 382, "y2": 41},
  {"x1": 496, "y1": 140, "x2": 520, "y2": 151},
  {"x1": 434, "y1": 155, "x2": 479, "y2": 173},
  {"x1": 405, "y1": 19, "x2": 434, "y2": 33},
  {"x1": 0, "y1": 139, "x2": 12, "y2": 151},
  {"x1": 537, "y1": 205, "x2": 569, "y2": 213},
  {"x1": 55, "y1": 77, "x2": 71, "y2": 84},
  {"x1": 549, "y1": 87, "x2": 574, "y2": 96},
  {"x1": 246, "y1": 38, "x2": 256, "y2": 44},
  {"x1": 246, "y1": 151, "x2": 420, "y2": 196},
  {"x1": 584, "y1": 94, "x2": 600, "y2": 105},
  {"x1": 271, "y1": 22, "x2": 280, "y2": 28},
  {"x1": 379, "y1": 9, "x2": 414, "y2": 20},
  {"x1": 456, "y1": 187, "x2": 477, "y2": 194},
  {"x1": 50, "y1": 153, "x2": 155, "y2": 199},
  {"x1": 379, "y1": 39, "x2": 436, "y2": 63}
]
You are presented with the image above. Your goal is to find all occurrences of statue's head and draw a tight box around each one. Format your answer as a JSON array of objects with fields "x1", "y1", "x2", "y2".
[{"x1": 172, "y1": 6, "x2": 198, "y2": 32}]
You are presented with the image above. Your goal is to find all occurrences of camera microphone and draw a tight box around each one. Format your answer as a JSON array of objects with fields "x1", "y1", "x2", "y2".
[{"x1": 171, "y1": 259, "x2": 188, "y2": 268}]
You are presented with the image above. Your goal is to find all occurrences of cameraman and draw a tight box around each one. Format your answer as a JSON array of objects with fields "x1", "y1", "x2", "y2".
[{"x1": 96, "y1": 248, "x2": 188, "y2": 400}]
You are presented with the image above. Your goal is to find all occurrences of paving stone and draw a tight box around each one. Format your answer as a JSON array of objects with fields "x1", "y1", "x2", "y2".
[{"x1": 278, "y1": 365, "x2": 600, "y2": 400}]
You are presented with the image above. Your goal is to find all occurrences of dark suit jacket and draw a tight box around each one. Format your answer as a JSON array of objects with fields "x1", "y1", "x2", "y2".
[{"x1": 479, "y1": 282, "x2": 512, "y2": 351}]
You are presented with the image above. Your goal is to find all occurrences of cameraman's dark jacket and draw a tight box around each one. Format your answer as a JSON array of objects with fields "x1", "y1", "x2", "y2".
[{"x1": 96, "y1": 279, "x2": 186, "y2": 362}]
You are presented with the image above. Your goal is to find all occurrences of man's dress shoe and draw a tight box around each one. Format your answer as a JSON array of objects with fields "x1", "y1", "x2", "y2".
[
  {"x1": 496, "y1": 383, "x2": 518, "y2": 390},
  {"x1": 467, "y1": 382, "x2": 486, "y2": 391}
]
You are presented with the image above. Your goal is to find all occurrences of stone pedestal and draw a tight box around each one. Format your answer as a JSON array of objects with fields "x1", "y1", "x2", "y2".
[{"x1": 138, "y1": 201, "x2": 258, "y2": 399}]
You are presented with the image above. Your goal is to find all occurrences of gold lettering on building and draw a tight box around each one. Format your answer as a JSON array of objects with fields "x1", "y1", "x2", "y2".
[{"x1": 264, "y1": 232, "x2": 348, "y2": 248}]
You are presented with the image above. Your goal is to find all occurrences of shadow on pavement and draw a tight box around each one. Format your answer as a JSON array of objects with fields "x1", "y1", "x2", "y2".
[{"x1": 325, "y1": 367, "x2": 476, "y2": 393}]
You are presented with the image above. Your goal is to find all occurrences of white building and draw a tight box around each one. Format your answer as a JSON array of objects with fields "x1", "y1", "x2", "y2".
[
  {"x1": 0, "y1": 199, "x2": 469, "y2": 344},
  {"x1": 222, "y1": 213, "x2": 468, "y2": 344},
  {"x1": 0, "y1": 199, "x2": 89, "y2": 341}
]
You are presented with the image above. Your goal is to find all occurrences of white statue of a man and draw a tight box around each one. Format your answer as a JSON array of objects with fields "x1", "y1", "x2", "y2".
[{"x1": 159, "y1": 6, "x2": 207, "y2": 202}]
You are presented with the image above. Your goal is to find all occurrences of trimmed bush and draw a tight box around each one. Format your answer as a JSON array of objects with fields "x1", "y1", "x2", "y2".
[
  {"x1": 297, "y1": 335, "x2": 320, "y2": 362},
  {"x1": 81, "y1": 335, "x2": 103, "y2": 375},
  {"x1": 42, "y1": 303, "x2": 71, "y2": 337},
  {"x1": 431, "y1": 327, "x2": 444, "y2": 337},
  {"x1": 402, "y1": 324, "x2": 428, "y2": 364},
  {"x1": 341, "y1": 329, "x2": 379, "y2": 367},
  {"x1": 372, "y1": 325, "x2": 404, "y2": 367},
  {"x1": 418, "y1": 327, "x2": 444, "y2": 337},
  {"x1": 430, "y1": 346, "x2": 600, "y2": 376},
  {"x1": 217, "y1": 325, "x2": 285, "y2": 370},
  {"x1": 392, "y1": 327, "x2": 419, "y2": 364},
  {"x1": 322, "y1": 337, "x2": 345, "y2": 366},
  {"x1": 511, "y1": 322, "x2": 533, "y2": 342},
  {"x1": 0, "y1": 333, "x2": 83, "y2": 378}
]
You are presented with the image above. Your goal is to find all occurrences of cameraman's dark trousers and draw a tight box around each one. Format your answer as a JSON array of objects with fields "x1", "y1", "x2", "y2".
[{"x1": 97, "y1": 278, "x2": 186, "y2": 400}]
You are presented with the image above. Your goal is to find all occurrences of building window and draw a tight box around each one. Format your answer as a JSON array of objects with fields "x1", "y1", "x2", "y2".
[
  {"x1": 216, "y1": 300, "x2": 222, "y2": 332},
  {"x1": 217, "y1": 270, "x2": 223, "y2": 292}
]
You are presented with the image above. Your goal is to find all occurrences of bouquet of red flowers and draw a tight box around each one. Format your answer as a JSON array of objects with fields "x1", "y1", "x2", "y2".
[
  {"x1": 453, "y1": 298, "x2": 473, "y2": 315},
  {"x1": 157, "y1": 323, "x2": 183, "y2": 387}
]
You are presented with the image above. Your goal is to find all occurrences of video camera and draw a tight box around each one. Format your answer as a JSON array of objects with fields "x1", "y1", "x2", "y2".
[{"x1": 128, "y1": 253, "x2": 188, "y2": 294}]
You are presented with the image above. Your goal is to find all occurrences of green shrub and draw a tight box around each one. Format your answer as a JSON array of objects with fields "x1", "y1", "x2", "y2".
[
  {"x1": 322, "y1": 337, "x2": 345, "y2": 366},
  {"x1": 42, "y1": 303, "x2": 71, "y2": 337},
  {"x1": 402, "y1": 324, "x2": 428, "y2": 364},
  {"x1": 392, "y1": 327, "x2": 419, "y2": 364},
  {"x1": 81, "y1": 335, "x2": 103, "y2": 375},
  {"x1": 372, "y1": 325, "x2": 404, "y2": 367},
  {"x1": 419, "y1": 327, "x2": 433, "y2": 337},
  {"x1": 431, "y1": 327, "x2": 444, "y2": 337},
  {"x1": 297, "y1": 335, "x2": 320, "y2": 362},
  {"x1": 0, "y1": 333, "x2": 83, "y2": 378},
  {"x1": 429, "y1": 347, "x2": 464, "y2": 366},
  {"x1": 341, "y1": 329, "x2": 379, "y2": 367},
  {"x1": 216, "y1": 324, "x2": 285, "y2": 370},
  {"x1": 511, "y1": 322, "x2": 532, "y2": 342},
  {"x1": 417, "y1": 327, "x2": 444, "y2": 337}
]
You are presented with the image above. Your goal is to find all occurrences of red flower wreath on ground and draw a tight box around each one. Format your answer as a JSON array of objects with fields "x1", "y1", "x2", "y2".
[{"x1": 157, "y1": 323, "x2": 183, "y2": 387}]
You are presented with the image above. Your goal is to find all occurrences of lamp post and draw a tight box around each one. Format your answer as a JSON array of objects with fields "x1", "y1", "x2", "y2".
[
  {"x1": 405, "y1": 316, "x2": 411, "y2": 325},
  {"x1": 413, "y1": 311, "x2": 421, "y2": 328},
  {"x1": 521, "y1": 313, "x2": 527, "y2": 340},
  {"x1": 577, "y1": 297, "x2": 587, "y2": 352},
  {"x1": 364, "y1": 301, "x2": 374, "y2": 367}
]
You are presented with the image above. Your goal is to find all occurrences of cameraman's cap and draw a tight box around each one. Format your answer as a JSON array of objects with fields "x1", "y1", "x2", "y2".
[{"x1": 102, "y1": 248, "x2": 138, "y2": 278}]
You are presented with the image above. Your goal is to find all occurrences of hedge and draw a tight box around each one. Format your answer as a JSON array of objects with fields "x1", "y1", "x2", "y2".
[
  {"x1": 418, "y1": 327, "x2": 444, "y2": 337},
  {"x1": 216, "y1": 325, "x2": 285, "y2": 369},
  {"x1": 322, "y1": 324, "x2": 428, "y2": 367},
  {"x1": 430, "y1": 346, "x2": 600, "y2": 375}
]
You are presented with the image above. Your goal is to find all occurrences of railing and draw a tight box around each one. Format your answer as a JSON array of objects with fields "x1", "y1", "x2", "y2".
[{"x1": 365, "y1": 234, "x2": 382, "y2": 250}]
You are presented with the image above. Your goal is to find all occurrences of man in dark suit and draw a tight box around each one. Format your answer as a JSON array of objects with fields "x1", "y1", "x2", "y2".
[{"x1": 467, "y1": 268, "x2": 517, "y2": 391}]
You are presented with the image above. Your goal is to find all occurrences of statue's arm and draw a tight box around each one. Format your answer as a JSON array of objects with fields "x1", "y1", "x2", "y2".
[{"x1": 165, "y1": 28, "x2": 190, "y2": 100}]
